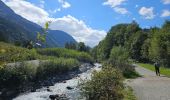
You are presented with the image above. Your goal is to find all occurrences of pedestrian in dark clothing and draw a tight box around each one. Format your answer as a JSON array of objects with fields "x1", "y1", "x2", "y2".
[{"x1": 154, "y1": 62, "x2": 160, "y2": 76}]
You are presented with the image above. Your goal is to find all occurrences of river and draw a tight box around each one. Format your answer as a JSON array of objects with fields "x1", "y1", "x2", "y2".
[{"x1": 13, "y1": 63, "x2": 102, "y2": 100}]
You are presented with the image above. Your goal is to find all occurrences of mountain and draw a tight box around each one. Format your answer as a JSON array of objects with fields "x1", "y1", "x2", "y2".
[{"x1": 0, "y1": 0, "x2": 76, "y2": 47}]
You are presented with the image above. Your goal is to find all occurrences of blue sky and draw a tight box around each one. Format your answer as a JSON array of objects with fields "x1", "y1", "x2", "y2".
[
  {"x1": 2, "y1": 0, "x2": 170, "y2": 46},
  {"x1": 29, "y1": 0, "x2": 170, "y2": 30}
]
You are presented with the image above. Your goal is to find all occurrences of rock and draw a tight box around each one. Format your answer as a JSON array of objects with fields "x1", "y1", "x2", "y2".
[
  {"x1": 49, "y1": 94, "x2": 69, "y2": 100},
  {"x1": 47, "y1": 88, "x2": 52, "y2": 92},
  {"x1": 66, "y1": 86, "x2": 74, "y2": 90},
  {"x1": 31, "y1": 89, "x2": 36, "y2": 92},
  {"x1": 49, "y1": 94, "x2": 59, "y2": 100},
  {"x1": 62, "y1": 80, "x2": 66, "y2": 83}
]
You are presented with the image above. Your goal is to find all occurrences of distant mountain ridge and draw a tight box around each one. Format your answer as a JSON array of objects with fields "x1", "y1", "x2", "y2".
[{"x1": 0, "y1": 0, "x2": 76, "y2": 47}]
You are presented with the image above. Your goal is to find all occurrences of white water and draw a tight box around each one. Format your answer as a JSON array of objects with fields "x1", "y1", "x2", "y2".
[{"x1": 14, "y1": 63, "x2": 102, "y2": 100}]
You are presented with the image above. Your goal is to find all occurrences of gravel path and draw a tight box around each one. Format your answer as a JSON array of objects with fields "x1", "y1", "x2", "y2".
[{"x1": 127, "y1": 64, "x2": 170, "y2": 100}]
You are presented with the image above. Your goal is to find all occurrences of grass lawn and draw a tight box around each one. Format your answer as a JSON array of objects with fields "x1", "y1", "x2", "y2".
[{"x1": 137, "y1": 63, "x2": 170, "y2": 77}]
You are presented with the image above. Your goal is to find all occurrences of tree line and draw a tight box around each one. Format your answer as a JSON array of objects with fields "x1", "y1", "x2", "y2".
[{"x1": 92, "y1": 20, "x2": 170, "y2": 67}]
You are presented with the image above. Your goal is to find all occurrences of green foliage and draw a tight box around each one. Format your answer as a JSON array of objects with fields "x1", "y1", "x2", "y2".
[
  {"x1": 0, "y1": 62, "x2": 37, "y2": 88},
  {"x1": 109, "y1": 47, "x2": 129, "y2": 63},
  {"x1": 37, "y1": 48, "x2": 93, "y2": 63},
  {"x1": 77, "y1": 42, "x2": 89, "y2": 52},
  {"x1": 80, "y1": 66, "x2": 124, "y2": 100},
  {"x1": 108, "y1": 47, "x2": 139, "y2": 78},
  {"x1": 37, "y1": 58, "x2": 80, "y2": 78},
  {"x1": 149, "y1": 27, "x2": 170, "y2": 67},
  {"x1": 65, "y1": 42, "x2": 77, "y2": 50},
  {"x1": 93, "y1": 20, "x2": 170, "y2": 68},
  {"x1": 123, "y1": 86, "x2": 137, "y2": 100},
  {"x1": 95, "y1": 21, "x2": 140, "y2": 61},
  {"x1": 36, "y1": 21, "x2": 50, "y2": 44},
  {"x1": 0, "y1": 42, "x2": 38, "y2": 63},
  {"x1": 128, "y1": 31, "x2": 148, "y2": 61},
  {"x1": 0, "y1": 58, "x2": 79, "y2": 89},
  {"x1": 65, "y1": 42, "x2": 90, "y2": 52}
]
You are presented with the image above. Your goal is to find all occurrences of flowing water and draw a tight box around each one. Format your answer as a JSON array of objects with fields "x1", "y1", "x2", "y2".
[{"x1": 14, "y1": 63, "x2": 102, "y2": 100}]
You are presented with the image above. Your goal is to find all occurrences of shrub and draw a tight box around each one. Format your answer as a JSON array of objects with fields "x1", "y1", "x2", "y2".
[
  {"x1": 36, "y1": 58, "x2": 80, "y2": 78},
  {"x1": 109, "y1": 46, "x2": 129, "y2": 64},
  {"x1": 79, "y1": 66, "x2": 124, "y2": 100},
  {"x1": 0, "y1": 58, "x2": 80, "y2": 89},
  {"x1": 37, "y1": 48, "x2": 93, "y2": 63},
  {"x1": 0, "y1": 42, "x2": 39, "y2": 63},
  {"x1": 0, "y1": 62, "x2": 37, "y2": 88},
  {"x1": 108, "y1": 46, "x2": 139, "y2": 78}
]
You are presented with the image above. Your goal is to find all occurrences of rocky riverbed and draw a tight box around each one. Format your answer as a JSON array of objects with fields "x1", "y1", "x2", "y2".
[{"x1": 12, "y1": 63, "x2": 102, "y2": 100}]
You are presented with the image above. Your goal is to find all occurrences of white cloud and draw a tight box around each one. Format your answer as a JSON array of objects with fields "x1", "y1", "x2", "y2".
[
  {"x1": 50, "y1": 15, "x2": 106, "y2": 47},
  {"x1": 103, "y1": 0, "x2": 128, "y2": 14},
  {"x1": 103, "y1": 0, "x2": 126, "y2": 7},
  {"x1": 4, "y1": 0, "x2": 50, "y2": 24},
  {"x1": 49, "y1": 8, "x2": 61, "y2": 15},
  {"x1": 139, "y1": 7, "x2": 155, "y2": 19},
  {"x1": 114, "y1": 7, "x2": 128, "y2": 14},
  {"x1": 39, "y1": 0, "x2": 45, "y2": 8},
  {"x1": 162, "y1": 0, "x2": 170, "y2": 4},
  {"x1": 161, "y1": 10, "x2": 170, "y2": 17},
  {"x1": 58, "y1": 0, "x2": 71, "y2": 9},
  {"x1": 3, "y1": 0, "x2": 106, "y2": 47}
]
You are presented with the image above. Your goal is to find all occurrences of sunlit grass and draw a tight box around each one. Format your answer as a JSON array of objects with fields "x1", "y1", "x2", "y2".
[{"x1": 137, "y1": 63, "x2": 170, "y2": 77}]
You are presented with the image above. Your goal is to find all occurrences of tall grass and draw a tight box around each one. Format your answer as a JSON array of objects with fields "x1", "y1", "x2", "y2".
[
  {"x1": 37, "y1": 48, "x2": 93, "y2": 62},
  {"x1": 0, "y1": 42, "x2": 38, "y2": 63},
  {"x1": 36, "y1": 58, "x2": 80, "y2": 78},
  {"x1": 0, "y1": 42, "x2": 92, "y2": 89},
  {"x1": 0, "y1": 42, "x2": 93, "y2": 64},
  {"x1": 0, "y1": 58, "x2": 80, "y2": 89}
]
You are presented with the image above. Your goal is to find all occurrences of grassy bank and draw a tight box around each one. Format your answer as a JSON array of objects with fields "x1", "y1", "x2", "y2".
[
  {"x1": 137, "y1": 63, "x2": 170, "y2": 77},
  {"x1": 37, "y1": 48, "x2": 93, "y2": 63},
  {"x1": 0, "y1": 42, "x2": 93, "y2": 90},
  {"x1": 0, "y1": 42, "x2": 93, "y2": 65}
]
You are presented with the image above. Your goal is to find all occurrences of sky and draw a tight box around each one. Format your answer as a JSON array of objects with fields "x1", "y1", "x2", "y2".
[{"x1": 2, "y1": 0, "x2": 170, "y2": 47}]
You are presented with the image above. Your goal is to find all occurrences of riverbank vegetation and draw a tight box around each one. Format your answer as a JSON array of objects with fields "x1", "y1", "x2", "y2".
[
  {"x1": 80, "y1": 21, "x2": 170, "y2": 100},
  {"x1": 92, "y1": 20, "x2": 170, "y2": 68},
  {"x1": 0, "y1": 42, "x2": 93, "y2": 92}
]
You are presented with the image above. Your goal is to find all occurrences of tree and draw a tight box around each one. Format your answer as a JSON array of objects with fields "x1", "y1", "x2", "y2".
[
  {"x1": 77, "y1": 42, "x2": 89, "y2": 52},
  {"x1": 128, "y1": 31, "x2": 148, "y2": 61},
  {"x1": 65, "y1": 42, "x2": 77, "y2": 50},
  {"x1": 36, "y1": 21, "x2": 51, "y2": 47},
  {"x1": 149, "y1": 23, "x2": 170, "y2": 67}
]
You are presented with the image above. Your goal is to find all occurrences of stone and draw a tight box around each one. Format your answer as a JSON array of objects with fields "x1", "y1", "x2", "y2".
[
  {"x1": 66, "y1": 86, "x2": 74, "y2": 90},
  {"x1": 49, "y1": 94, "x2": 59, "y2": 100}
]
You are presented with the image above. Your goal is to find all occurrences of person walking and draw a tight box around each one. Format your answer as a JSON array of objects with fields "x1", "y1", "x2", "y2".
[{"x1": 154, "y1": 62, "x2": 160, "y2": 76}]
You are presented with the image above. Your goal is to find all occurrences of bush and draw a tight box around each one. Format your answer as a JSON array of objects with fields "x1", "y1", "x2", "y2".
[
  {"x1": 0, "y1": 58, "x2": 80, "y2": 89},
  {"x1": 108, "y1": 46, "x2": 139, "y2": 78},
  {"x1": 37, "y1": 48, "x2": 93, "y2": 63},
  {"x1": 109, "y1": 46, "x2": 129, "y2": 64},
  {"x1": 0, "y1": 62, "x2": 37, "y2": 88},
  {"x1": 79, "y1": 66, "x2": 124, "y2": 100},
  {"x1": 0, "y1": 42, "x2": 39, "y2": 63},
  {"x1": 36, "y1": 58, "x2": 80, "y2": 78}
]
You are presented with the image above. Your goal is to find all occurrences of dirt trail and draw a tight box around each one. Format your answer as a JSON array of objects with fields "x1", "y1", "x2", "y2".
[{"x1": 127, "y1": 65, "x2": 170, "y2": 100}]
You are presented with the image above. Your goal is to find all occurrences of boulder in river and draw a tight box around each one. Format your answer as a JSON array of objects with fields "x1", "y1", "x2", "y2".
[
  {"x1": 47, "y1": 88, "x2": 52, "y2": 92},
  {"x1": 66, "y1": 86, "x2": 74, "y2": 90},
  {"x1": 49, "y1": 94, "x2": 59, "y2": 100},
  {"x1": 49, "y1": 94, "x2": 68, "y2": 100}
]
